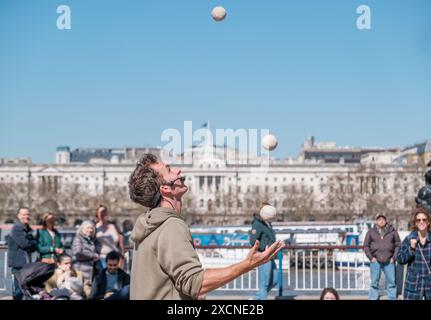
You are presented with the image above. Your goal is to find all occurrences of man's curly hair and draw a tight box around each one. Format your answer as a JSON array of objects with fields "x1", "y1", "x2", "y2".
[{"x1": 128, "y1": 154, "x2": 166, "y2": 208}]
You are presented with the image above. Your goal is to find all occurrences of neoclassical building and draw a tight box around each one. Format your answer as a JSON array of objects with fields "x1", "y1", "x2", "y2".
[{"x1": 0, "y1": 138, "x2": 429, "y2": 228}]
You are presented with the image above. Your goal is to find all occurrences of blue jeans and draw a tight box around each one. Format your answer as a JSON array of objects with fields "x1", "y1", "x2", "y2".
[
  {"x1": 105, "y1": 285, "x2": 130, "y2": 300},
  {"x1": 11, "y1": 268, "x2": 23, "y2": 300},
  {"x1": 369, "y1": 261, "x2": 397, "y2": 300},
  {"x1": 99, "y1": 257, "x2": 107, "y2": 270},
  {"x1": 255, "y1": 260, "x2": 278, "y2": 300}
]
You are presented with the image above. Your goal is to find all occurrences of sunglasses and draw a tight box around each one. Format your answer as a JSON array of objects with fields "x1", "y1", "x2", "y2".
[{"x1": 416, "y1": 218, "x2": 429, "y2": 223}]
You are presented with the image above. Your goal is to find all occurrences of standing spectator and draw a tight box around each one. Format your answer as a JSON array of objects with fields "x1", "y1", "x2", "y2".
[
  {"x1": 36, "y1": 212, "x2": 64, "y2": 264},
  {"x1": 320, "y1": 288, "x2": 340, "y2": 300},
  {"x1": 44, "y1": 254, "x2": 91, "y2": 300},
  {"x1": 6, "y1": 207, "x2": 38, "y2": 300},
  {"x1": 397, "y1": 207, "x2": 431, "y2": 300},
  {"x1": 364, "y1": 213, "x2": 401, "y2": 300},
  {"x1": 71, "y1": 220, "x2": 99, "y2": 282},
  {"x1": 249, "y1": 203, "x2": 278, "y2": 300},
  {"x1": 95, "y1": 205, "x2": 125, "y2": 269},
  {"x1": 89, "y1": 250, "x2": 130, "y2": 300}
]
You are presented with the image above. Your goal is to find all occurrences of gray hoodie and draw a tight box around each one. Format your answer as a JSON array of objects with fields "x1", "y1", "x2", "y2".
[{"x1": 130, "y1": 207, "x2": 205, "y2": 300}]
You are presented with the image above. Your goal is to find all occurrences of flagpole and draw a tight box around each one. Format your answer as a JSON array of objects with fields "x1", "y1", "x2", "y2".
[{"x1": 206, "y1": 120, "x2": 211, "y2": 147}]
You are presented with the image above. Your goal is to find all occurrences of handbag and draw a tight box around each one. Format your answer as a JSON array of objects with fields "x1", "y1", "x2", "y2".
[
  {"x1": 41, "y1": 257, "x2": 56, "y2": 264},
  {"x1": 417, "y1": 242, "x2": 431, "y2": 275}
]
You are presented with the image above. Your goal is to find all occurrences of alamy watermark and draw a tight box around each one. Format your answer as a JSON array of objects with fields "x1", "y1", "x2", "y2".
[
  {"x1": 57, "y1": 5, "x2": 71, "y2": 30},
  {"x1": 159, "y1": 121, "x2": 273, "y2": 171},
  {"x1": 356, "y1": 5, "x2": 371, "y2": 30},
  {"x1": 55, "y1": 4, "x2": 371, "y2": 31}
]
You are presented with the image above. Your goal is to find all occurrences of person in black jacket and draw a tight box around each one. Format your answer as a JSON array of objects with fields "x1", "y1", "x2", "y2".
[
  {"x1": 249, "y1": 204, "x2": 278, "y2": 300},
  {"x1": 6, "y1": 207, "x2": 38, "y2": 300},
  {"x1": 89, "y1": 250, "x2": 130, "y2": 300}
]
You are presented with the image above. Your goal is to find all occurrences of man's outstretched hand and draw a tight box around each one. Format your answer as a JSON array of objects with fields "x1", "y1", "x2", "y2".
[{"x1": 244, "y1": 240, "x2": 285, "y2": 271}]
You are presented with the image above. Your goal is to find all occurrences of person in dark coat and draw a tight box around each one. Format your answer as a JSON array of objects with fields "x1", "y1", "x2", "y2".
[
  {"x1": 6, "y1": 207, "x2": 38, "y2": 300},
  {"x1": 364, "y1": 213, "x2": 401, "y2": 300},
  {"x1": 249, "y1": 203, "x2": 278, "y2": 300},
  {"x1": 397, "y1": 207, "x2": 431, "y2": 300},
  {"x1": 89, "y1": 251, "x2": 130, "y2": 300}
]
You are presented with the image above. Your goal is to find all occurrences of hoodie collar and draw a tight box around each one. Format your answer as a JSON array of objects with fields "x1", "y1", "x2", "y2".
[{"x1": 130, "y1": 207, "x2": 181, "y2": 246}]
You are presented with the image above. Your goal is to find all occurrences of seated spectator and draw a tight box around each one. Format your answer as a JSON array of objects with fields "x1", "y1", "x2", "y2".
[
  {"x1": 320, "y1": 288, "x2": 340, "y2": 300},
  {"x1": 44, "y1": 254, "x2": 91, "y2": 300},
  {"x1": 89, "y1": 250, "x2": 130, "y2": 300}
]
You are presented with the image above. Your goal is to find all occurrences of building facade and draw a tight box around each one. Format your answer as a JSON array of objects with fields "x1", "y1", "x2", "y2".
[{"x1": 0, "y1": 139, "x2": 429, "y2": 229}]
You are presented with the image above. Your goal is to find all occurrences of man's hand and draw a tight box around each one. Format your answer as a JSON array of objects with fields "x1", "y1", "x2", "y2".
[
  {"x1": 104, "y1": 292, "x2": 114, "y2": 299},
  {"x1": 55, "y1": 248, "x2": 64, "y2": 255},
  {"x1": 244, "y1": 240, "x2": 285, "y2": 271},
  {"x1": 371, "y1": 257, "x2": 377, "y2": 263}
]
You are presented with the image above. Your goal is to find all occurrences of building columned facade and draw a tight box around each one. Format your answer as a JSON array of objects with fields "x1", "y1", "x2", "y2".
[{"x1": 0, "y1": 138, "x2": 429, "y2": 228}]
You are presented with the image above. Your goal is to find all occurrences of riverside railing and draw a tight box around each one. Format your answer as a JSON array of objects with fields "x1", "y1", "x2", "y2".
[
  {"x1": 0, "y1": 245, "x2": 371, "y2": 294},
  {"x1": 194, "y1": 245, "x2": 370, "y2": 293}
]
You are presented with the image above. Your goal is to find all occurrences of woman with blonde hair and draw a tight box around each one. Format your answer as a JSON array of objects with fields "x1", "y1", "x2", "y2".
[
  {"x1": 71, "y1": 220, "x2": 99, "y2": 282},
  {"x1": 397, "y1": 207, "x2": 431, "y2": 300},
  {"x1": 94, "y1": 205, "x2": 125, "y2": 269},
  {"x1": 36, "y1": 212, "x2": 64, "y2": 264}
]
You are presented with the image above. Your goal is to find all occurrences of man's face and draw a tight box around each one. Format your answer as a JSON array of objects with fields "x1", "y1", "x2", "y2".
[
  {"x1": 17, "y1": 208, "x2": 30, "y2": 225},
  {"x1": 376, "y1": 217, "x2": 387, "y2": 228},
  {"x1": 107, "y1": 259, "x2": 119, "y2": 274},
  {"x1": 151, "y1": 162, "x2": 188, "y2": 199}
]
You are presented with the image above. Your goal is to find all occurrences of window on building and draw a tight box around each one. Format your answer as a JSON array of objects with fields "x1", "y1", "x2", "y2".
[
  {"x1": 216, "y1": 199, "x2": 220, "y2": 208},
  {"x1": 199, "y1": 176, "x2": 204, "y2": 190}
]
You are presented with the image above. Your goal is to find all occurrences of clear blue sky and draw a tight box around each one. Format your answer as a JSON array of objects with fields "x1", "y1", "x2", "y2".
[{"x1": 0, "y1": 0, "x2": 430, "y2": 163}]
